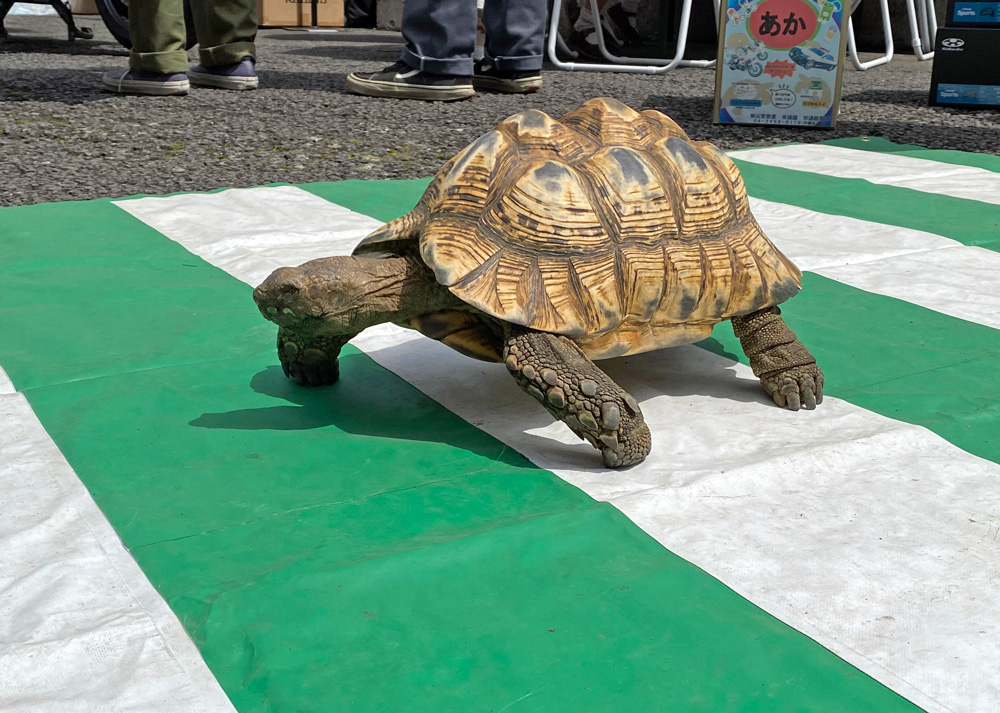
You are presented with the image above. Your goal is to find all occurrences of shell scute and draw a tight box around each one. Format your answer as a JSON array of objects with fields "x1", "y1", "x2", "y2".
[
  {"x1": 561, "y1": 97, "x2": 655, "y2": 147},
  {"x1": 481, "y1": 160, "x2": 608, "y2": 254},
  {"x1": 408, "y1": 310, "x2": 503, "y2": 362},
  {"x1": 568, "y1": 253, "x2": 624, "y2": 334},
  {"x1": 419, "y1": 216, "x2": 502, "y2": 286},
  {"x1": 654, "y1": 137, "x2": 736, "y2": 236},
  {"x1": 584, "y1": 146, "x2": 678, "y2": 244},
  {"x1": 696, "y1": 141, "x2": 750, "y2": 218},
  {"x1": 496, "y1": 109, "x2": 596, "y2": 161},
  {"x1": 639, "y1": 109, "x2": 689, "y2": 140},
  {"x1": 430, "y1": 130, "x2": 509, "y2": 217},
  {"x1": 619, "y1": 244, "x2": 667, "y2": 321},
  {"x1": 536, "y1": 257, "x2": 591, "y2": 335}
]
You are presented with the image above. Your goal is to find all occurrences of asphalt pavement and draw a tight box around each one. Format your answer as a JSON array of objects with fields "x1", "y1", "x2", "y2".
[{"x1": 1, "y1": 14, "x2": 998, "y2": 207}]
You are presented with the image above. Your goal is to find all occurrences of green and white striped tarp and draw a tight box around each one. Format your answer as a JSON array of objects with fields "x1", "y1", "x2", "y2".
[{"x1": 2, "y1": 138, "x2": 998, "y2": 713}]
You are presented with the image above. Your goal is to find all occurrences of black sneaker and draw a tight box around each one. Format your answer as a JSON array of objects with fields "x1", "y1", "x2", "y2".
[
  {"x1": 472, "y1": 60, "x2": 542, "y2": 94},
  {"x1": 346, "y1": 61, "x2": 474, "y2": 101}
]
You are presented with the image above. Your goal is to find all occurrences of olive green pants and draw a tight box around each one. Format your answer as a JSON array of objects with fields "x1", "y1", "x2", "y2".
[{"x1": 129, "y1": 0, "x2": 258, "y2": 74}]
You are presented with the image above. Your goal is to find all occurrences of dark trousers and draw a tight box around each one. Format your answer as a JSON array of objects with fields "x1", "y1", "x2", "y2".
[
  {"x1": 130, "y1": 0, "x2": 257, "y2": 74},
  {"x1": 401, "y1": 0, "x2": 547, "y2": 75}
]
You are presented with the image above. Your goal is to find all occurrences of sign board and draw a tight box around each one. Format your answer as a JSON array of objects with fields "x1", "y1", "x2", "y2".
[{"x1": 713, "y1": 0, "x2": 849, "y2": 127}]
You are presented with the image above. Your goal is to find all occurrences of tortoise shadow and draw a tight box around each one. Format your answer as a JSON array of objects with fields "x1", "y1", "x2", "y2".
[
  {"x1": 190, "y1": 337, "x2": 765, "y2": 469},
  {"x1": 188, "y1": 359, "x2": 537, "y2": 468}
]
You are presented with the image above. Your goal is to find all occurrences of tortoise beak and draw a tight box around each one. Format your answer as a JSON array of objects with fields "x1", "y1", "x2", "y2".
[{"x1": 254, "y1": 267, "x2": 312, "y2": 326}]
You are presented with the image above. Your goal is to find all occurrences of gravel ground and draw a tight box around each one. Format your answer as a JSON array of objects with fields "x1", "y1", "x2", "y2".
[{"x1": 1, "y1": 14, "x2": 998, "y2": 207}]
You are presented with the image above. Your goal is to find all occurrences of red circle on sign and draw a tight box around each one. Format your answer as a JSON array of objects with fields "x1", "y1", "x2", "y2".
[{"x1": 748, "y1": 0, "x2": 819, "y2": 50}]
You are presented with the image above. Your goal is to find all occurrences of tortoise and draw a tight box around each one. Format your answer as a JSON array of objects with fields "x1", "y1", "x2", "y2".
[{"x1": 253, "y1": 97, "x2": 823, "y2": 468}]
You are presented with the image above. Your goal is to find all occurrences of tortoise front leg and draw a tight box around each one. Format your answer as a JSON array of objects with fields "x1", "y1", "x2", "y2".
[
  {"x1": 731, "y1": 306, "x2": 824, "y2": 411},
  {"x1": 504, "y1": 329, "x2": 651, "y2": 468},
  {"x1": 277, "y1": 328, "x2": 352, "y2": 386}
]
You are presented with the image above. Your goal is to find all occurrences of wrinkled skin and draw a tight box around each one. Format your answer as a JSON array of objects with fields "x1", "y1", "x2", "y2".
[
  {"x1": 253, "y1": 254, "x2": 463, "y2": 385},
  {"x1": 730, "y1": 306, "x2": 824, "y2": 411}
]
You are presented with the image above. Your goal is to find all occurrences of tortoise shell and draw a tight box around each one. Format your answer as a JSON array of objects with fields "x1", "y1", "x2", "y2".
[{"x1": 354, "y1": 97, "x2": 801, "y2": 362}]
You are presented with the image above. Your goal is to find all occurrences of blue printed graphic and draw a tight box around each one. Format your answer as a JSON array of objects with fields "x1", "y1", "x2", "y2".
[
  {"x1": 950, "y1": 1, "x2": 1000, "y2": 23},
  {"x1": 936, "y1": 83, "x2": 1000, "y2": 105}
]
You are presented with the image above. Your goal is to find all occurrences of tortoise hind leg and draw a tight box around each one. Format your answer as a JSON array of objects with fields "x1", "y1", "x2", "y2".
[
  {"x1": 504, "y1": 329, "x2": 651, "y2": 468},
  {"x1": 731, "y1": 306, "x2": 824, "y2": 411}
]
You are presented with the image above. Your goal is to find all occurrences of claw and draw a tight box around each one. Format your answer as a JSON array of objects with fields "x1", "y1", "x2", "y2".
[{"x1": 802, "y1": 384, "x2": 817, "y2": 410}]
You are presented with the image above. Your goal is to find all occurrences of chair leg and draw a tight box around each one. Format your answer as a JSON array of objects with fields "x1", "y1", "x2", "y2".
[
  {"x1": 847, "y1": 0, "x2": 894, "y2": 71},
  {"x1": 547, "y1": 0, "x2": 700, "y2": 73},
  {"x1": 904, "y1": 0, "x2": 935, "y2": 59}
]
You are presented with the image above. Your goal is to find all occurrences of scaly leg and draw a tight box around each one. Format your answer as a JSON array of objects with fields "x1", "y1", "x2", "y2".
[
  {"x1": 731, "y1": 306, "x2": 824, "y2": 411},
  {"x1": 504, "y1": 329, "x2": 651, "y2": 468},
  {"x1": 277, "y1": 328, "x2": 351, "y2": 386}
]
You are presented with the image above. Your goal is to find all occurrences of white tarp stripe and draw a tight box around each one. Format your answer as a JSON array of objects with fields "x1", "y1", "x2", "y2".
[
  {"x1": 116, "y1": 186, "x2": 1000, "y2": 713},
  {"x1": 817, "y1": 245, "x2": 1000, "y2": 330},
  {"x1": 114, "y1": 185, "x2": 384, "y2": 288},
  {"x1": 749, "y1": 198, "x2": 1000, "y2": 330},
  {"x1": 734, "y1": 144, "x2": 1000, "y2": 206},
  {"x1": 747, "y1": 196, "x2": 961, "y2": 272},
  {"x1": 0, "y1": 368, "x2": 237, "y2": 713}
]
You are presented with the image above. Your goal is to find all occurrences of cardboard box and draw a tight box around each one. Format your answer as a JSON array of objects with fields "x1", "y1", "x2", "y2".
[
  {"x1": 944, "y1": 0, "x2": 1000, "y2": 27},
  {"x1": 258, "y1": 0, "x2": 344, "y2": 27},
  {"x1": 70, "y1": 0, "x2": 99, "y2": 14},
  {"x1": 930, "y1": 27, "x2": 1000, "y2": 108}
]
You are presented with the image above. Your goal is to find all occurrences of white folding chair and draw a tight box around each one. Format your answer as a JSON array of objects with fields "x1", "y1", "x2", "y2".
[
  {"x1": 546, "y1": 0, "x2": 713, "y2": 72},
  {"x1": 848, "y1": 0, "x2": 894, "y2": 69},
  {"x1": 848, "y1": 0, "x2": 936, "y2": 69},
  {"x1": 906, "y1": 0, "x2": 937, "y2": 59},
  {"x1": 585, "y1": 0, "x2": 722, "y2": 68}
]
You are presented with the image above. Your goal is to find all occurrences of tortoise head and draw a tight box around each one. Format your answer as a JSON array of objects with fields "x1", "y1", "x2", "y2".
[{"x1": 253, "y1": 256, "x2": 373, "y2": 339}]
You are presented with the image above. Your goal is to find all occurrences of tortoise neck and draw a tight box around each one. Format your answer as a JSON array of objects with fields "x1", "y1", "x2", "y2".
[{"x1": 353, "y1": 255, "x2": 462, "y2": 328}]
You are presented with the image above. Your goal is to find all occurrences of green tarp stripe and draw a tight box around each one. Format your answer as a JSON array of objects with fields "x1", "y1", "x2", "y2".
[
  {"x1": 731, "y1": 159, "x2": 1000, "y2": 252},
  {"x1": 0, "y1": 199, "x2": 923, "y2": 712},
  {"x1": 299, "y1": 179, "x2": 1000, "y2": 466},
  {"x1": 820, "y1": 137, "x2": 1000, "y2": 173}
]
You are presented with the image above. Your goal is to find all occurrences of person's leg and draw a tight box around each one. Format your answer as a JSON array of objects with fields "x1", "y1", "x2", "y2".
[
  {"x1": 102, "y1": 0, "x2": 189, "y2": 95},
  {"x1": 188, "y1": 0, "x2": 259, "y2": 90},
  {"x1": 345, "y1": 0, "x2": 475, "y2": 100},
  {"x1": 400, "y1": 0, "x2": 477, "y2": 75},
  {"x1": 191, "y1": 0, "x2": 257, "y2": 67},
  {"x1": 482, "y1": 0, "x2": 546, "y2": 72},
  {"x1": 128, "y1": 0, "x2": 188, "y2": 74},
  {"x1": 472, "y1": 0, "x2": 545, "y2": 93}
]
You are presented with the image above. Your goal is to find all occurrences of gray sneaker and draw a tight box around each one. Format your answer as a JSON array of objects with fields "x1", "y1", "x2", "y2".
[
  {"x1": 346, "y1": 61, "x2": 474, "y2": 101},
  {"x1": 189, "y1": 57, "x2": 259, "y2": 91},
  {"x1": 102, "y1": 68, "x2": 189, "y2": 96}
]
